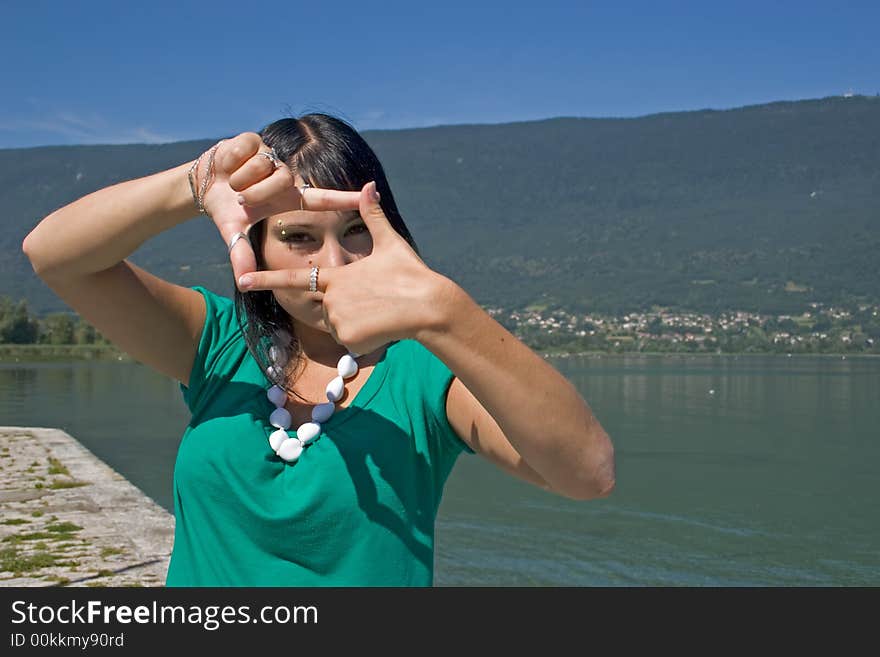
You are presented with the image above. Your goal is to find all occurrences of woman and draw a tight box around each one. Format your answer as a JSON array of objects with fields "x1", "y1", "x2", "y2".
[{"x1": 22, "y1": 113, "x2": 615, "y2": 586}]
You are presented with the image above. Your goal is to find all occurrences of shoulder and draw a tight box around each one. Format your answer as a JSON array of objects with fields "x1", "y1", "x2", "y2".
[{"x1": 179, "y1": 286, "x2": 250, "y2": 413}]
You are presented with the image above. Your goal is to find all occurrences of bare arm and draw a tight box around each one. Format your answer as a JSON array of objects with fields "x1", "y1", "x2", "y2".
[
  {"x1": 422, "y1": 280, "x2": 616, "y2": 501},
  {"x1": 22, "y1": 161, "x2": 198, "y2": 278},
  {"x1": 21, "y1": 160, "x2": 209, "y2": 385},
  {"x1": 22, "y1": 135, "x2": 365, "y2": 386}
]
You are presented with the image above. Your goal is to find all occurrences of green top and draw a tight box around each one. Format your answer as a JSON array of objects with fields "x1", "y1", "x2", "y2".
[{"x1": 166, "y1": 286, "x2": 473, "y2": 587}]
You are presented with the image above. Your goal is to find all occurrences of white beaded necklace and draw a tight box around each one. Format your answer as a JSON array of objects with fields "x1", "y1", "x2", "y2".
[{"x1": 264, "y1": 334, "x2": 361, "y2": 463}]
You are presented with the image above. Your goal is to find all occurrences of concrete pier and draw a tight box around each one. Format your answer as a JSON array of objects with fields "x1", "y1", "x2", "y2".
[{"x1": 0, "y1": 426, "x2": 173, "y2": 587}]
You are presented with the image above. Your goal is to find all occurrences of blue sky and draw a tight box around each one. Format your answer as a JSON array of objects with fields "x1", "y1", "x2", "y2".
[{"x1": 2, "y1": 0, "x2": 877, "y2": 148}]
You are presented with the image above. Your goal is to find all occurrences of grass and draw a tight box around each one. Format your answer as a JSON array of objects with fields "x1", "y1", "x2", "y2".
[
  {"x1": 47, "y1": 457, "x2": 70, "y2": 476},
  {"x1": 48, "y1": 480, "x2": 90, "y2": 490},
  {"x1": 0, "y1": 344, "x2": 130, "y2": 362},
  {"x1": 1, "y1": 518, "x2": 31, "y2": 526},
  {"x1": 0, "y1": 546, "x2": 60, "y2": 573},
  {"x1": 3, "y1": 522, "x2": 82, "y2": 545},
  {"x1": 45, "y1": 522, "x2": 83, "y2": 534},
  {"x1": 2, "y1": 532, "x2": 57, "y2": 544},
  {"x1": 100, "y1": 546, "x2": 125, "y2": 558}
]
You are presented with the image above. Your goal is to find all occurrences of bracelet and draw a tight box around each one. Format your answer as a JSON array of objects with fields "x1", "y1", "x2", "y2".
[
  {"x1": 187, "y1": 155, "x2": 204, "y2": 213},
  {"x1": 187, "y1": 139, "x2": 226, "y2": 215}
]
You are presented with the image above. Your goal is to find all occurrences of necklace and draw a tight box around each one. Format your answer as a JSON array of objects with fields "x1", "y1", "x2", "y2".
[{"x1": 265, "y1": 337, "x2": 360, "y2": 463}]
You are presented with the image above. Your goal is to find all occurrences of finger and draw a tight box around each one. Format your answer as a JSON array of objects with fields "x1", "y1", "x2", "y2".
[
  {"x1": 358, "y1": 181, "x2": 395, "y2": 247},
  {"x1": 301, "y1": 186, "x2": 361, "y2": 212},
  {"x1": 238, "y1": 266, "x2": 334, "y2": 293},
  {"x1": 237, "y1": 171, "x2": 361, "y2": 213},
  {"x1": 234, "y1": 165, "x2": 296, "y2": 207},
  {"x1": 223, "y1": 229, "x2": 258, "y2": 289},
  {"x1": 215, "y1": 133, "x2": 263, "y2": 176},
  {"x1": 228, "y1": 149, "x2": 282, "y2": 192}
]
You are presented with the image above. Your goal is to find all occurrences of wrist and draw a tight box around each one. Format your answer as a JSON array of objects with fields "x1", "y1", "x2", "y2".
[
  {"x1": 161, "y1": 160, "x2": 204, "y2": 219},
  {"x1": 413, "y1": 274, "x2": 464, "y2": 345}
]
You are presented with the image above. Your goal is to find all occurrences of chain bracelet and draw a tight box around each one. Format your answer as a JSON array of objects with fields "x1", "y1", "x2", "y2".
[
  {"x1": 187, "y1": 154, "x2": 205, "y2": 213},
  {"x1": 187, "y1": 139, "x2": 226, "y2": 215}
]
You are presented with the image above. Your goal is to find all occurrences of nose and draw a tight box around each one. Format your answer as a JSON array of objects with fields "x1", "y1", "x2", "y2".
[{"x1": 320, "y1": 238, "x2": 354, "y2": 268}]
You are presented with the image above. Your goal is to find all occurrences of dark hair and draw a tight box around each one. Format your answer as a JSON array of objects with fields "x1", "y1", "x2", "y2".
[{"x1": 233, "y1": 113, "x2": 419, "y2": 402}]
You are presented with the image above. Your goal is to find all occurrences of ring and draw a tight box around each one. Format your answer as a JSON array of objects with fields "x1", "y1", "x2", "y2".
[
  {"x1": 308, "y1": 266, "x2": 319, "y2": 293},
  {"x1": 299, "y1": 182, "x2": 311, "y2": 211},
  {"x1": 257, "y1": 148, "x2": 281, "y2": 169},
  {"x1": 228, "y1": 231, "x2": 251, "y2": 254}
]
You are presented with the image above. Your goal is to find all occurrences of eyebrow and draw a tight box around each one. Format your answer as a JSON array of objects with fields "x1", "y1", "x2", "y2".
[{"x1": 272, "y1": 215, "x2": 363, "y2": 233}]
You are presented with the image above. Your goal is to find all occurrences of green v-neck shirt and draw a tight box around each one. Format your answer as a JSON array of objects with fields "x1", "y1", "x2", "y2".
[{"x1": 166, "y1": 286, "x2": 473, "y2": 587}]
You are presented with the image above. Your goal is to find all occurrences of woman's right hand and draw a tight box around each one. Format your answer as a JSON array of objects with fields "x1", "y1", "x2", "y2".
[{"x1": 194, "y1": 132, "x2": 361, "y2": 290}]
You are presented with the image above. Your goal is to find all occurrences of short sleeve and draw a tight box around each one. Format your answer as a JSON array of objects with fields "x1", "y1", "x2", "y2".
[
  {"x1": 178, "y1": 286, "x2": 246, "y2": 416},
  {"x1": 404, "y1": 341, "x2": 476, "y2": 457}
]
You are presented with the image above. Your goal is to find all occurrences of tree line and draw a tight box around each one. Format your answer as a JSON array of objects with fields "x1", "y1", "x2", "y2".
[{"x1": 0, "y1": 296, "x2": 108, "y2": 345}]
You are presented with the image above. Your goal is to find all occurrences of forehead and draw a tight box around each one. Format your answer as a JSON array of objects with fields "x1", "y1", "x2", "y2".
[{"x1": 267, "y1": 209, "x2": 359, "y2": 228}]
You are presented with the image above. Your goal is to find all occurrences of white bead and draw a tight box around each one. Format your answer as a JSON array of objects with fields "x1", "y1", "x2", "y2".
[
  {"x1": 312, "y1": 401, "x2": 335, "y2": 424},
  {"x1": 268, "y1": 428, "x2": 288, "y2": 453},
  {"x1": 269, "y1": 345, "x2": 288, "y2": 365},
  {"x1": 269, "y1": 407, "x2": 292, "y2": 430},
  {"x1": 325, "y1": 375, "x2": 345, "y2": 402},
  {"x1": 337, "y1": 354, "x2": 358, "y2": 379},
  {"x1": 267, "y1": 365, "x2": 280, "y2": 380},
  {"x1": 297, "y1": 422, "x2": 321, "y2": 445},
  {"x1": 267, "y1": 385, "x2": 287, "y2": 407},
  {"x1": 277, "y1": 438, "x2": 303, "y2": 462}
]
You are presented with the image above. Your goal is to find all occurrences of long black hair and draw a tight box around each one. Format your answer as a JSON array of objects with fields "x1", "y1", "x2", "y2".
[{"x1": 233, "y1": 113, "x2": 420, "y2": 402}]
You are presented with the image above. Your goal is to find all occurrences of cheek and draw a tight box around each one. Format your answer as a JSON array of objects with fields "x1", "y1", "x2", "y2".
[{"x1": 272, "y1": 291, "x2": 325, "y2": 321}]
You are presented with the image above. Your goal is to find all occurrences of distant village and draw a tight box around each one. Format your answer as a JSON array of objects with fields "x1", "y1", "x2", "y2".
[{"x1": 485, "y1": 301, "x2": 880, "y2": 355}]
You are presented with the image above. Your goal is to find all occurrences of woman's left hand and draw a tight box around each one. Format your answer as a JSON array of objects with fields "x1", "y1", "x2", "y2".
[{"x1": 237, "y1": 181, "x2": 453, "y2": 355}]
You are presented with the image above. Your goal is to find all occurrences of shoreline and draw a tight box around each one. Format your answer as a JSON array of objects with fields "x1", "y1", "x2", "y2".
[
  {"x1": 0, "y1": 426, "x2": 173, "y2": 587},
  {"x1": 540, "y1": 350, "x2": 880, "y2": 359},
  {"x1": 0, "y1": 343, "x2": 877, "y2": 363}
]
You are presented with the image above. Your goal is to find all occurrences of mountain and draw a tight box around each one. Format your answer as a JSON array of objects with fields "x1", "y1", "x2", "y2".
[{"x1": 3, "y1": 95, "x2": 878, "y2": 316}]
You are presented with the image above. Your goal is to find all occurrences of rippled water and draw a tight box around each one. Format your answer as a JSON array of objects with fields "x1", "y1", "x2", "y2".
[{"x1": 2, "y1": 353, "x2": 878, "y2": 585}]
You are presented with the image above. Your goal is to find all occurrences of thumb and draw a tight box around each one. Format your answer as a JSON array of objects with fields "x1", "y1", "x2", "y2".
[{"x1": 359, "y1": 181, "x2": 394, "y2": 247}]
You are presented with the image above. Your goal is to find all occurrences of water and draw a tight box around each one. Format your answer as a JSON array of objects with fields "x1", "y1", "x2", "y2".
[{"x1": 1, "y1": 354, "x2": 877, "y2": 586}]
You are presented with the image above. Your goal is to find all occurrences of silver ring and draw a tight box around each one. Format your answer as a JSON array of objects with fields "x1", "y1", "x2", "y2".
[
  {"x1": 227, "y1": 231, "x2": 251, "y2": 254},
  {"x1": 299, "y1": 182, "x2": 311, "y2": 211},
  {"x1": 308, "y1": 266, "x2": 319, "y2": 293},
  {"x1": 257, "y1": 148, "x2": 280, "y2": 169}
]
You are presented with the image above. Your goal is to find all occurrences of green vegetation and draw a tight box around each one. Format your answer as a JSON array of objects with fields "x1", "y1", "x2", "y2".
[
  {"x1": 47, "y1": 457, "x2": 70, "y2": 476},
  {"x1": 45, "y1": 522, "x2": 83, "y2": 534},
  {"x1": 501, "y1": 301, "x2": 880, "y2": 355},
  {"x1": 3, "y1": 95, "x2": 879, "y2": 346},
  {"x1": 0, "y1": 546, "x2": 59, "y2": 573},
  {"x1": 100, "y1": 546, "x2": 125, "y2": 558},
  {"x1": 48, "y1": 480, "x2": 90, "y2": 490}
]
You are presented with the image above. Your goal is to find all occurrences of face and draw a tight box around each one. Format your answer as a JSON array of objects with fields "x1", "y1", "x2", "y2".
[{"x1": 260, "y1": 179, "x2": 373, "y2": 334}]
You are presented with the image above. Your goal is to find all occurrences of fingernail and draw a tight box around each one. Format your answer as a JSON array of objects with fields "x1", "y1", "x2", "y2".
[
  {"x1": 238, "y1": 275, "x2": 253, "y2": 288},
  {"x1": 237, "y1": 194, "x2": 246, "y2": 205},
  {"x1": 369, "y1": 181, "x2": 380, "y2": 202}
]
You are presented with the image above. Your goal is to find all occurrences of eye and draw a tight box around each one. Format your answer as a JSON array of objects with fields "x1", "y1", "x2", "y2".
[
  {"x1": 280, "y1": 232, "x2": 312, "y2": 243},
  {"x1": 346, "y1": 223, "x2": 368, "y2": 236}
]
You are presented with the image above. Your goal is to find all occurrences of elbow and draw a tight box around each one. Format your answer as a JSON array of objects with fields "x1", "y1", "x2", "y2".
[
  {"x1": 565, "y1": 432, "x2": 616, "y2": 501},
  {"x1": 22, "y1": 229, "x2": 41, "y2": 272},
  {"x1": 22, "y1": 226, "x2": 54, "y2": 278}
]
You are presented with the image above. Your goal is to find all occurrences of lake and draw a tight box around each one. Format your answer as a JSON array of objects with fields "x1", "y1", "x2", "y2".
[{"x1": 1, "y1": 353, "x2": 877, "y2": 586}]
